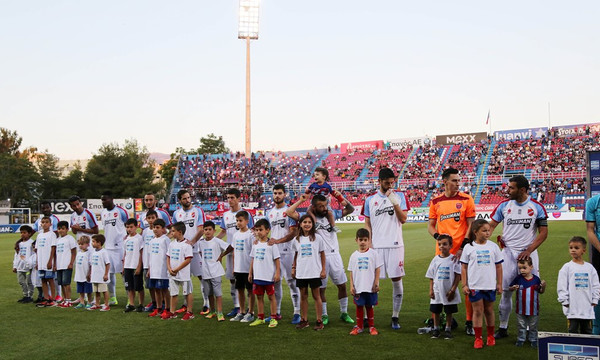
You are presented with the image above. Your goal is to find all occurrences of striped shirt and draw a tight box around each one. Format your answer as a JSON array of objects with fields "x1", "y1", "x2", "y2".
[{"x1": 510, "y1": 274, "x2": 542, "y2": 316}]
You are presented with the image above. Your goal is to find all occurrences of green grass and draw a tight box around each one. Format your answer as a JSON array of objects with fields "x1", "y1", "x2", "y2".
[{"x1": 0, "y1": 221, "x2": 589, "y2": 359}]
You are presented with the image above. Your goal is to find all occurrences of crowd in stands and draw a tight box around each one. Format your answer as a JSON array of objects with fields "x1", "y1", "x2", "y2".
[
  {"x1": 487, "y1": 139, "x2": 544, "y2": 175},
  {"x1": 402, "y1": 144, "x2": 443, "y2": 179},
  {"x1": 445, "y1": 141, "x2": 488, "y2": 177},
  {"x1": 321, "y1": 150, "x2": 371, "y2": 183},
  {"x1": 366, "y1": 147, "x2": 413, "y2": 179}
]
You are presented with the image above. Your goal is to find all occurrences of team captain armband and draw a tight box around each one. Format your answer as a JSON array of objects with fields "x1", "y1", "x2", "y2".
[{"x1": 535, "y1": 218, "x2": 548, "y2": 227}]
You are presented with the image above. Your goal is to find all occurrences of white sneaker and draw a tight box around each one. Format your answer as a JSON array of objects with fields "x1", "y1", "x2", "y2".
[
  {"x1": 240, "y1": 313, "x2": 255, "y2": 323},
  {"x1": 230, "y1": 313, "x2": 244, "y2": 322}
]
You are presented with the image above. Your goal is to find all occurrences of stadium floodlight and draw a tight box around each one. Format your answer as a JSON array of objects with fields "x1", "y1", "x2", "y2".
[{"x1": 238, "y1": 0, "x2": 260, "y2": 157}]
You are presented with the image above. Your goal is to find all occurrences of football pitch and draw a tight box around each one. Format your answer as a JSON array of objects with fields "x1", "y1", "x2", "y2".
[{"x1": 0, "y1": 221, "x2": 588, "y2": 359}]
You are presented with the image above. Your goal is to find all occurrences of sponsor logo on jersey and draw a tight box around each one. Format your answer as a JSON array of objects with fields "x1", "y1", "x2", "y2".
[
  {"x1": 271, "y1": 219, "x2": 286, "y2": 228},
  {"x1": 104, "y1": 219, "x2": 117, "y2": 226},
  {"x1": 374, "y1": 206, "x2": 395, "y2": 216},
  {"x1": 506, "y1": 218, "x2": 533, "y2": 229},
  {"x1": 440, "y1": 212, "x2": 461, "y2": 222}
]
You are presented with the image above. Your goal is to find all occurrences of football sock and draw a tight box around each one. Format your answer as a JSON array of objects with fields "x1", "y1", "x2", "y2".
[
  {"x1": 392, "y1": 280, "x2": 403, "y2": 318},
  {"x1": 339, "y1": 297, "x2": 348, "y2": 313},
  {"x1": 498, "y1": 290, "x2": 512, "y2": 329}
]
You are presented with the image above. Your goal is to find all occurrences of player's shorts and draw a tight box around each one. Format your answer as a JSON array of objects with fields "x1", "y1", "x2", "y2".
[
  {"x1": 430, "y1": 303, "x2": 458, "y2": 314},
  {"x1": 123, "y1": 268, "x2": 144, "y2": 292},
  {"x1": 56, "y1": 269, "x2": 73, "y2": 286},
  {"x1": 253, "y1": 281, "x2": 275, "y2": 296},
  {"x1": 202, "y1": 277, "x2": 222, "y2": 298},
  {"x1": 225, "y1": 253, "x2": 235, "y2": 280},
  {"x1": 148, "y1": 278, "x2": 169, "y2": 290},
  {"x1": 234, "y1": 272, "x2": 252, "y2": 291},
  {"x1": 296, "y1": 278, "x2": 322, "y2": 289},
  {"x1": 169, "y1": 279, "x2": 193, "y2": 296},
  {"x1": 468, "y1": 290, "x2": 496, "y2": 303},
  {"x1": 106, "y1": 248, "x2": 124, "y2": 273},
  {"x1": 92, "y1": 283, "x2": 108, "y2": 293},
  {"x1": 38, "y1": 270, "x2": 56, "y2": 279},
  {"x1": 501, "y1": 248, "x2": 539, "y2": 290},
  {"x1": 190, "y1": 252, "x2": 203, "y2": 277},
  {"x1": 76, "y1": 281, "x2": 93, "y2": 294},
  {"x1": 279, "y1": 254, "x2": 294, "y2": 281},
  {"x1": 375, "y1": 247, "x2": 405, "y2": 279},
  {"x1": 353, "y1": 292, "x2": 378, "y2": 307},
  {"x1": 320, "y1": 253, "x2": 348, "y2": 288},
  {"x1": 143, "y1": 269, "x2": 151, "y2": 289}
]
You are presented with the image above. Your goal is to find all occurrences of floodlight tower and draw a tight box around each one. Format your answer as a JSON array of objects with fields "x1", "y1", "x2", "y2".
[{"x1": 238, "y1": 0, "x2": 260, "y2": 157}]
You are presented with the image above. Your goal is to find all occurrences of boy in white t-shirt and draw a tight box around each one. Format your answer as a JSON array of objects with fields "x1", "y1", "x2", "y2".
[
  {"x1": 348, "y1": 228, "x2": 383, "y2": 336},
  {"x1": 88, "y1": 234, "x2": 111, "y2": 311},
  {"x1": 557, "y1": 236, "x2": 600, "y2": 334},
  {"x1": 230, "y1": 211, "x2": 256, "y2": 323},
  {"x1": 35, "y1": 217, "x2": 58, "y2": 307},
  {"x1": 163, "y1": 222, "x2": 194, "y2": 321},
  {"x1": 73, "y1": 236, "x2": 93, "y2": 309},
  {"x1": 426, "y1": 234, "x2": 461, "y2": 339},
  {"x1": 147, "y1": 219, "x2": 171, "y2": 318},
  {"x1": 141, "y1": 210, "x2": 158, "y2": 312},
  {"x1": 122, "y1": 218, "x2": 145, "y2": 313},
  {"x1": 198, "y1": 221, "x2": 232, "y2": 321},
  {"x1": 248, "y1": 219, "x2": 281, "y2": 327},
  {"x1": 13, "y1": 225, "x2": 35, "y2": 303},
  {"x1": 55, "y1": 221, "x2": 78, "y2": 307}
]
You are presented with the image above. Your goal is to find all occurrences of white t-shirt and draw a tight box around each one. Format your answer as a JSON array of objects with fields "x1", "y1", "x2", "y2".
[
  {"x1": 101, "y1": 206, "x2": 128, "y2": 250},
  {"x1": 141, "y1": 228, "x2": 155, "y2": 269},
  {"x1": 557, "y1": 261, "x2": 600, "y2": 319},
  {"x1": 250, "y1": 241, "x2": 281, "y2": 282},
  {"x1": 361, "y1": 191, "x2": 410, "y2": 248},
  {"x1": 460, "y1": 241, "x2": 504, "y2": 291},
  {"x1": 74, "y1": 250, "x2": 91, "y2": 283},
  {"x1": 70, "y1": 208, "x2": 98, "y2": 240},
  {"x1": 35, "y1": 231, "x2": 57, "y2": 271},
  {"x1": 232, "y1": 230, "x2": 254, "y2": 273},
  {"x1": 55, "y1": 235, "x2": 78, "y2": 270},
  {"x1": 293, "y1": 236, "x2": 324, "y2": 279},
  {"x1": 347, "y1": 248, "x2": 383, "y2": 293},
  {"x1": 198, "y1": 237, "x2": 230, "y2": 279},
  {"x1": 167, "y1": 239, "x2": 193, "y2": 281},
  {"x1": 491, "y1": 197, "x2": 548, "y2": 250},
  {"x1": 266, "y1": 205, "x2": 296, "y2": 256},
  {"x1": 13, "y1": 239, "x2": 35, "y2": 272},
  {"x1": 123, "y1": 234, "x2": 144, "y2": 270},
  {"x1": 426, "y1": 255, "x2": 462, "y2": 305},
  {"x1": 148, "y1": 235, "x2": 170, "y2": 280},
  {"x1": 220, "y1": 209, "x2": 254, "y2": 244},
  {"x1": 90, "y1": 249, "x2": 110, "y2": 284},
  {"x1": 139, "y1": 207, "x2": 172, "y2": 230}
]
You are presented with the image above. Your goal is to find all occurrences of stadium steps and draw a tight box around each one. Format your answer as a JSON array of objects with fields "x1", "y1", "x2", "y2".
[
  {"x1": 398, "y1": 147, "x2": 418, "y2": 179},
  {"x1": 435, "y1": 145, "x2": 454, "y2": 176},
  {"x1": 356, "y1": 150, "x2": 377, "y2": 184},
  {"x1": 421, "y1": 190, "x2": 433, "y2": 207},
  {"x1": 474, "y1": 138, "x2": 496, "y2": 204}
]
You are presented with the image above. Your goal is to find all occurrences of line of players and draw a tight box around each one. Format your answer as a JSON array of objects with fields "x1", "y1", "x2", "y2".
[{"x1": 12, "y1": 167, "x2": 600, "y2": 338}]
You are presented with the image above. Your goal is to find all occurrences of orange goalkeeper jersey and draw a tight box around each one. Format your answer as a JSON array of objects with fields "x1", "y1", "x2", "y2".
[{"x1": 429, "y1": 192, "x2": 476, "y2": 255}]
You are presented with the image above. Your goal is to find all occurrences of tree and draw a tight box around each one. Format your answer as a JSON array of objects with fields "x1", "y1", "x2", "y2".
[
  {"x1": 84, "y1": 139, "x2": 163, "y2": 198},
  {"x1": 0, "y1": 127, "x2": 37, "y2": 158},
  {"x1": 194, "y1": 133, "x2": 229, "y2": 154},
  {"x1": 58, "y1": 162, "x2": 86, "y2": 198},
  {"x1": 35, "y1": 151, "x2": 63, "y2": 199},
  {"x1": 158, "y1": 152, "x2": 180, "y2": 193},
  {"x1": 0, "y1": 153, "x2": 39, "y2": 207}
]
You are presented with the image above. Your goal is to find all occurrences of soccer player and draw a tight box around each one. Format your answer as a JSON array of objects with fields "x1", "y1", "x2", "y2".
[
  {"x1": 362, "y1": 168, "x2": 409, "y2": 330},
  {"x1": 489, "y1": 175, "x2": 548, "y2": 339},
  {"x1": 287, "y1": 193, "x2": 356, "y2": 325},
  {"x1": 266, "y1": 184, "x2": 301, "y2": 323},
  {"x1": 32, "y1": 200, "x2": 60, "y2": 234},
  {"x1": 68, "y1": 195, "x2": 99, "y2": 240},
  {"x1": 428, "y1": 167, "x2": 476, "y2": 335},
  {"x1": 100, "y1": 191, "x2": 128, "y2": 305},
  {"x1": 172, "y1": 189, "x2": 208, "y2": 315},
  {"x1": 139, "y1": 192, "x2": 172, "y2": 230},
  {"x1": 585, "y1": 193, "x2": 600, "y2": 335},
  {"x1": 216, "y1": 187, "x2": 254, "y2": 317}
]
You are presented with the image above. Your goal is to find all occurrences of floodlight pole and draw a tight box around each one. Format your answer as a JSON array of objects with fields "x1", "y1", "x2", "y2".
[{"x1": 245, "y1": 36, "x2": 251, "y2": 158}]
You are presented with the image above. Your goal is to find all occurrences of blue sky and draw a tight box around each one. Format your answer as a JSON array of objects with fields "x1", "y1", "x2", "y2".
[{"x1": 1, "y1": 1, "x2": 598, "y2": 159}]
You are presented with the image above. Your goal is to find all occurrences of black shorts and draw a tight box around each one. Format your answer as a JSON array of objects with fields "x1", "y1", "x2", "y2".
[
  {"x1": 429, "y1": 303, "x2": 458, "y2": 315},
  {"x1": 296, "y1": 278, "x2": 322, "y2": 289},
  {"x1": 123, "y1": 268, "x2": 144, "y2": 292},
  {"x1": 234, "y1": 272, "x2": 252, "y2": 291}
]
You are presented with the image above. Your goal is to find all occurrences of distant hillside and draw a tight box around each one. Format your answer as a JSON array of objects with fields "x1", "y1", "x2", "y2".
[{"x1": 149, "y1": 152, "x2": 170, "y2": 165}]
